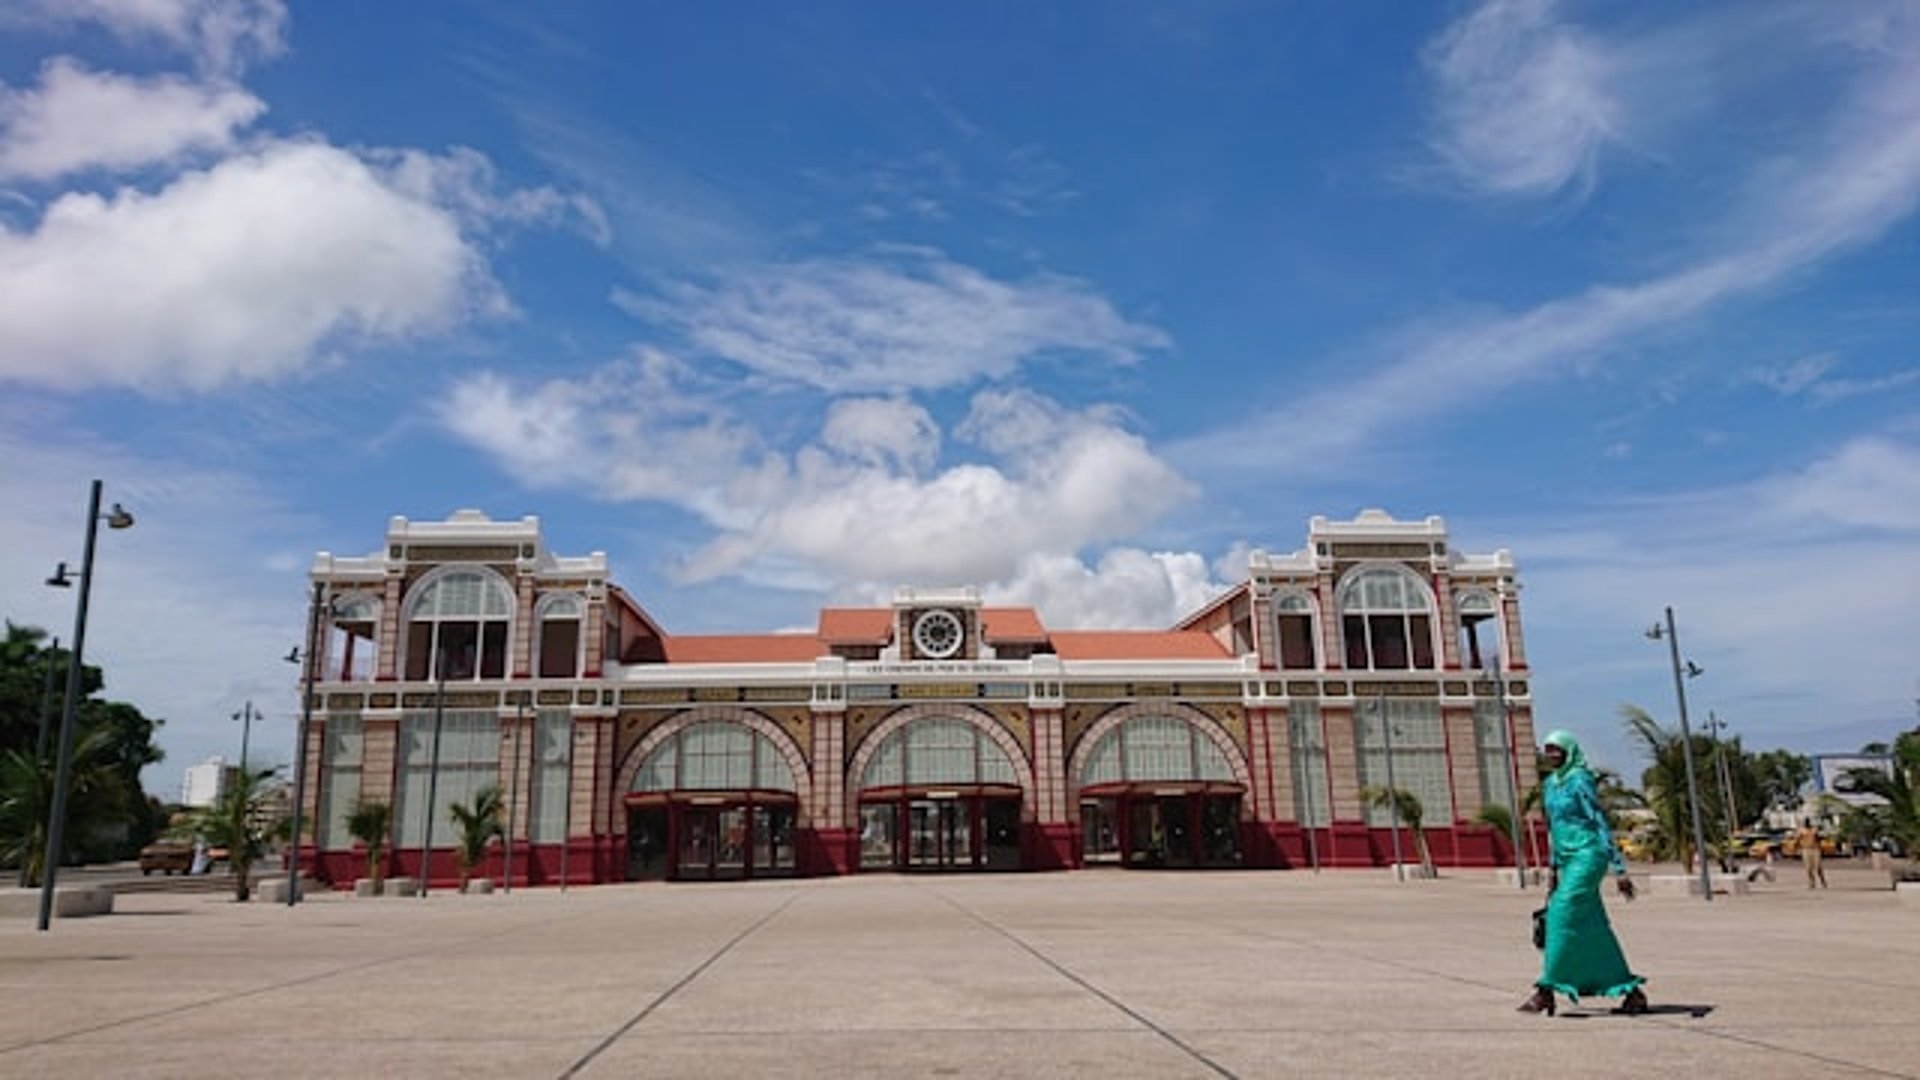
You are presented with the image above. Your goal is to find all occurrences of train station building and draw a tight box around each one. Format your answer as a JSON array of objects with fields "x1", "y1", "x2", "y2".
[{"x1": 292, "y1": 508, "x2": 1539, "y2": 887}]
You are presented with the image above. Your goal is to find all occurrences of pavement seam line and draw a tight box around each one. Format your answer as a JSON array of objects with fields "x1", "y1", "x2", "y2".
[
  {"x1": 557, "y1": 890, "x2": 800, "y2": 1079},
  {"x1": 927, "y1": 885, "x2": 1241, "y2": 1080}
]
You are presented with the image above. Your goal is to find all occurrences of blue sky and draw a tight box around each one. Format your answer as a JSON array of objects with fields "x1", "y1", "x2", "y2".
[{"x1": 2, "y1": 0, "x2": 1916, "y2": 795}]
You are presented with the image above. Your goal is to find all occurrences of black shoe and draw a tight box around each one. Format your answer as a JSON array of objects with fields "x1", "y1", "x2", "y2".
[
  {"x1": 1517, "y1": 987, "x2": 1556, "y2": 1015},
  {"x1": 1615, "y1": 988, "x2": 1648, "y2": 1015}
]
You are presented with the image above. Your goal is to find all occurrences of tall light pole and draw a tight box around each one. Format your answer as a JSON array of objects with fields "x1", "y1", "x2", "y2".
[
  {"x1": 419, "y1": 648, "x2": 447, "y2": 898},
  {"x1": 17, "y1": 636, "x2": 60, "y2": 889},
  {"x1": 1376, "y1": 693, "x2": 1405, "y2": 877},
  {"x1": 38, "y1": 480, "x2": 134, "y2": 931},
  {"x1": 1706, "y1": 710, "x2": 1740, "y2": 840},
  {"x1": 283, "y1": 580, "x2": 327, "y2": 906},
  {"x1": 1486, "y1": 660, "x2": 1528, "y2": 890},
  {"x1": 232, "y1": 700, "x2": 259, "y2": 777},
  {"x1": 504, "y1": 695, "x2": 524, "y2": 894},
  {"x1": 1647, "y1": 607, "x2": 1713, "y2": 903}
]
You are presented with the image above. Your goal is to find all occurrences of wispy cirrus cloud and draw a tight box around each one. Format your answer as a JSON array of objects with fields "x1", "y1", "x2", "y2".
[
  {"x1": 4, "y1": 0, "x2": 287, "y2": 77},
  {"x1": 614, "y1": 247, "x2": 1168, "y2": 394},
  {"x1": 0, "y1": 58, "x2": 264, "y2": 181},
  {"x1": 1422, "y1": 0, "x2": 1622, "y2": 199},
  {"x1": 1179, "y1": 11, "x2": 1920, "y2": 479}
]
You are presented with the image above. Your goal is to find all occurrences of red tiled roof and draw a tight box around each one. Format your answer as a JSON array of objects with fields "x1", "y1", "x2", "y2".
[
  {"x1": 662, "y1": 635, "x2": 826, "y2": 663},
  {"x1": 1046, "y1": 630, "x2": 1232, "y2": 661},
  {"x1": 980, "y1": 607, "x2": 1047, "y2": 642},
  {"x1": 817, "y1": 608, "x2": 893, "y2": 644}
]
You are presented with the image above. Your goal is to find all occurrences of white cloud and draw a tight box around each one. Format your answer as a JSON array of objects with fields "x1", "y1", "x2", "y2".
[
  {"x1": 986, "y1": 548, "x2": 1226, "y2": 629},
  {"x1": 1181, "y1": 16, "x2": 1920, "y2": 478},
  {"x1": 614, "y1": 247, "x2": 1169, "y2": 393},
  {"x1": 1497, "y1": 431, "x2": 1920, "y2": 770},
  {"x1": 1750, "y1": 353, "x2": 1836, "y2": 396},
  {"x1": 442, "y1": 359, "x2": 1197, "y2": 592},
  {"x1": 0, "y1": 140, "x2": 542, "y2": 392},
  {"x1": 9, "y1": 0, "x2": 288, "y2": 77},
  {"x1": 1424, "y1": 0, "x2": 1622, "y2": 198},
  {"x1": 0, "y1": 422, "x2": 323, "y2": 793},
  {"x1": 0, "y1": 57, "x2": 264, "y2": 181},
  {"x1": 376, "y1": 145, "x2": 611, "y2": 247}
]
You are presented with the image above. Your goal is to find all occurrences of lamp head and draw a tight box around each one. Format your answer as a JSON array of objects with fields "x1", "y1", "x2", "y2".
[
  {"x1": 105, "y1": 503, "x2": 135, "y2": 529},
  {"x1": 284, "y1": 646, "x2": 302, "y2": 665},
  {"x1": 1644, "y1": 624, "x2": 1665, "y2": 641},
  {"x1": 45, "y1": 562, "x2": 74, "y2": 588},
  {"x1": 1685, "y1": 660, "x2": 1705, "y2": 678}
]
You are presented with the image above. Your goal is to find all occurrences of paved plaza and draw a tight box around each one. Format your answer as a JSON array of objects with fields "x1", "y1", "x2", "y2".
[{"x1": 2, "y1": 864, "x2": 1914, "y2": 1079}]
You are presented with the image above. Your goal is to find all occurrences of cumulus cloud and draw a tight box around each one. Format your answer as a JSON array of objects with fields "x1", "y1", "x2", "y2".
[
  {"x1": 442, "y1": 358, "x2": 1197, "y2": 591},
  {"x1": 1424, "y1": 0, "x2": 1622, "y2": 198},
  {"x1": 8, "y1": 0, "x2": 288, "y2": 77},
  {"x1": 986, "y1": 548, "x2": 1226, "y2": 629},
  {"x1": 0, "y1": 57, "x2": 264, "y2": 181},
  {"x1": 614, "y1": 247, "x2": 1169, "y2": 393},
  {"x1": 377, "y1": 145, "x2": 611, "y2": 246},
  {"x1": 0, "y1": 141, "x2": 514, "y2": 391}
]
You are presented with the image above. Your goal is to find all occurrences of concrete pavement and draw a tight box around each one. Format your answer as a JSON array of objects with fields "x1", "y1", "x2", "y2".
[{"x1": 2, "y1": 862, "x2": 1913, "y2": 1078}]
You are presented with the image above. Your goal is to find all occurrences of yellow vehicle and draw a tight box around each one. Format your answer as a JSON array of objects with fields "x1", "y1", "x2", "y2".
[{"x1": 1781, "y1": 831, "x2": 1839, "y2": 858}]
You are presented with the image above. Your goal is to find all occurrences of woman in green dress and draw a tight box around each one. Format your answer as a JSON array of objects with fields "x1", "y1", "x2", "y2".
[{"x1": 1519, "y1": 729, "x2": 1648, "y2": 1016}]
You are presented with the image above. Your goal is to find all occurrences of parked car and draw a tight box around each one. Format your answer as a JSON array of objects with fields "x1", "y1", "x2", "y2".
[{"x1": 138, "y1": 841, "x2": 195, "y2": 876}]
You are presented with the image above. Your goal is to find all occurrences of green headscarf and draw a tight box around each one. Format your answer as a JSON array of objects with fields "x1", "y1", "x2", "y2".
[{"x1": 1542, "y1": 729, "x2": 1589, "y2": 777}]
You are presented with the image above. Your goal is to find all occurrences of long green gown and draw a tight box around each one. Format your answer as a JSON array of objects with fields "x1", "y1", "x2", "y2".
[{"x1": 1537, "y1": 730, "x2": 1645, "y2": 1002}]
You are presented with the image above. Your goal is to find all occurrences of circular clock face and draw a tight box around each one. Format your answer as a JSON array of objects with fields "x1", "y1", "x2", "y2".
[{"x1": 912, "y1": 609, "x2": 964, "y2": 659}]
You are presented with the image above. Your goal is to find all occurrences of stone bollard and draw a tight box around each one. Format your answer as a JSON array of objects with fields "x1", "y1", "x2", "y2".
[
  {"x1": 1391, "y1": 863, "x2": 1434, "y2": 881},
  {"x1": 1649, "y1": 873, "x2": 1748, "y2": 897},
  {"x1": 462, "y1": 879, "x2": 494, "y2": 895},
  {"x1": 0, "y1": 885, "x2": 114, "y2": 919}
]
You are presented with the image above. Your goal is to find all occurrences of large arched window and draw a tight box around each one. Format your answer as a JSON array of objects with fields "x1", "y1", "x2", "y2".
[
  {"x1": 860, "y1": 717, "x2": 1017, "y2": 789},
  {"x1": 404, "y1": 569, "x2": 513, "y2": 681},
  {"x1": 1273, "y1": 591, "x2": 1318, "y2": 670},
  {"x1": 1079, "y1": 715, "x2": 1235, "y2": 786},
  {"x1": 633, "y1": 722, "x2": 796, "y2": 792},
  {"x1": 1337, "y1": 568, "x2": 1436, "y2": 671},
  {"x1": 537, "y1": 593, "x2": 584, "y2": 678}
]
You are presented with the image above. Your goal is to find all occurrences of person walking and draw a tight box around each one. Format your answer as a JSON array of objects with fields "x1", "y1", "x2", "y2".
[
  {"x1": 1796, "y1": 819, "x2": 1828, "y2": 889},
  {"x1": 1518, "y1": 729, "x2": 1648, "y2": 1016}
]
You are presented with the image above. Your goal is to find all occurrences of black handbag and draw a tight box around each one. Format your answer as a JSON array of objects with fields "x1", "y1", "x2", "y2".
[{"x1": 1530, "y1": 906, "x2": 1548, "y2": 950}]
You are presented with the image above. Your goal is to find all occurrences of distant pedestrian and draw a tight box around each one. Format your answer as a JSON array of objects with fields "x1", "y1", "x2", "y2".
[
  {"x1": 1518, "y1": 729, "x2": 1648, "y2": 1017},
  {"x1": 1797, "y1": 819, "x2": 1827, "y2": 889}
]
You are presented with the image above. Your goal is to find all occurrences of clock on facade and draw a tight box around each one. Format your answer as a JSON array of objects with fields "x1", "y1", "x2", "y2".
[{"x1": 911, "y1": 609, "x2": 964, "y2": 660}]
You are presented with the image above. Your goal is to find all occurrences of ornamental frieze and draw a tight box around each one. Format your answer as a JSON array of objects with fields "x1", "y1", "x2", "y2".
[{"x1": 1349, "y1": 681, "x2": 1441, "y2": 698}]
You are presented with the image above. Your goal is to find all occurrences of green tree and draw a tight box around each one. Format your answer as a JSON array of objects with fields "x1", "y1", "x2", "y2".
[
  {"x1": 1843, "y1": 727, "x2": 1920, "y2": 854},
  {"x1": 0, "y1": 621, "x2": 166, "y2": 864},
  {"x1": 1746, "y1": 748, "x2": 1812, "y2": 814},
  {"x1": 0, "y1": 727, "x2": 131, "y2": 885},
  {"x1": 346, "y1": 798, "x2": 394, "y2": 895},
  {"x1": 183, "y1": 766, "x2": 288, "y2": 902},
  {"x1": 448, "y1": 785, "x2": 503, "y2": 890},
  {"x1": 1620, "y1": 704, "x2": 1720, "y2": 868},
  {"x1": 1360, "y1": 785, "x2": 1433, "y2": 876}
]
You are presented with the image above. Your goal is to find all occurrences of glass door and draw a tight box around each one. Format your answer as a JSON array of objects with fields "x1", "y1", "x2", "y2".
[
  {"x1": 1202, "y1": 795, "x2": 1242, "y2": 866},
  {"x1": 1081, "y1": 797, "x2": 1120, "y2": 864},
  {"x1": 983, "y1": 798, "x2": 1021, "y2": 870},
  {"x1": 908, "y1": 799, "x2": 970, "y2": 869},
  {"x1": 1160, "y1": 795, "x2": 1196, "y2": 868},
  {"x1": 678, "y1": 807, "x2": 715, "y2": 877},
  {"x1": 753, "y1": 804, "x2": 795, "y2": 874},
  {"x1": 627, "y1": 805, "x2": 668, "y2": 881},
  {"x1": 715, "y1": 807, "x2": 748, "y2": 877},
  {"x1": 859, "y1": 802, "x2": 898, "y2": 869}
]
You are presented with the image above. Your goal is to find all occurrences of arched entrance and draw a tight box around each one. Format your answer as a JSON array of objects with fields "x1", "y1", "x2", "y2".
[
  {"x1": 1072, "y1": 710, "x2": 1250, "y2": 869},
  {"x1": 619, "y1": 716, "x2": 807, "y2": 881},
  {"x1": 849, "y1": 712, "x2": 1030, "y2": 872}
]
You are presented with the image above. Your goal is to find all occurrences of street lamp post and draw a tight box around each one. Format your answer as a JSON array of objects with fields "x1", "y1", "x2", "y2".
[
  {"x1": 1376, "y1": 693, "x2": 1406, "y2": 878},
  {"x1": 17, "y1": 636, "x2": 60, "y2": 889},
  {"x1": 1486, "y1": 660, "x2": 1528, "y2": 890},
  {"x1": 419, "y1": 651, "x2": 448, "y2": 898},
  {"x1": 1648, "y1": 606, "x2": 1713, "y2": 903},
  {"x1": 504, "y1": 696, "x2": 524, "y2": 894},
  {"x1": 283, "y1": 580, "x2": 327, "y2": 906},
  {"x1": 37, "y1": 480, "x2": 134, "y2": 931},
  {"x1": 1706, "y1": 710, "x2": 1740, "y2": 841},
  {"x1": 232, "y1": 700, "x2": 259, "y2": 777}
]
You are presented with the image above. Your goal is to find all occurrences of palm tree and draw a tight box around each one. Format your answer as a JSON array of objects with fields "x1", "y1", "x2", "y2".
[
  {"x1": 184, "y1": 766, "x2": 288, "y2": 902},
  {"x1": 1620, "y1": 704, "x2": 1716, "y2": 869},
  {"x1": 0, "y1": 728, "x2": 128, "y2": 886},
  {"x1": 1360, "y1": 785, "x2": 1433, "y2": 877},
  {"x1": 448, "y1": 785, "x2": 503, "y2": 890},
  {"x1": 346, "y1": 798, "x2": 394, "y2": 895},
  {"x1": 1843, "y1": 728, "x2": 1919, "y2": 855}
]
